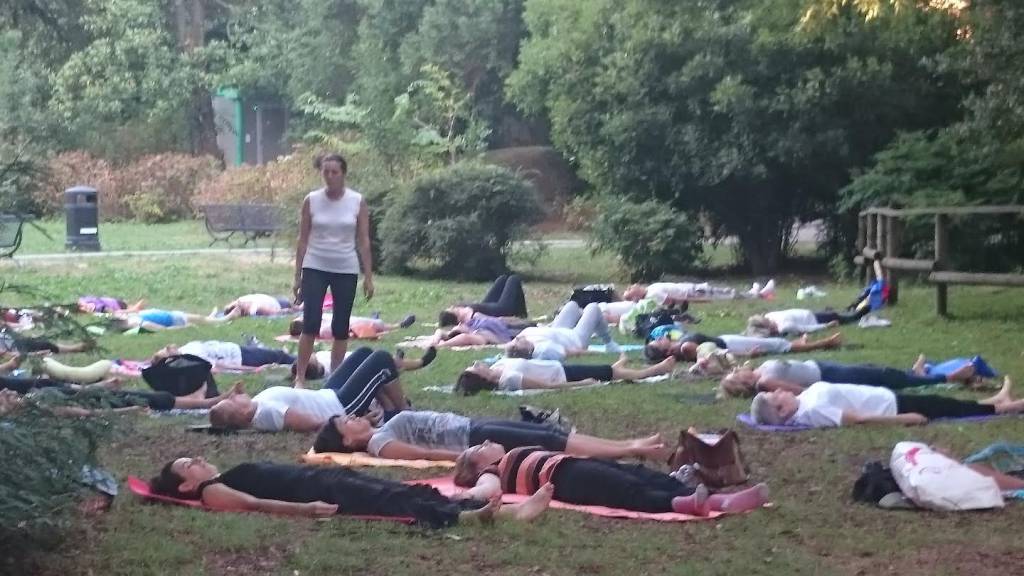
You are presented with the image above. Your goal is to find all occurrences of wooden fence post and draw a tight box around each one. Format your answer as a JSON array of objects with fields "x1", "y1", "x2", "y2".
[
  {"x1": 934, "y1": 214, "x2": 948, "y2": 316},
  {"x1": 865, "y1": 214, "x2": 877, "y2": 285},
  {"x1": 885, "y1": 215, "x2": 901, "y2": 305},
  {"x1": 856, "y1": 213, "x2": 867, "y2": 281}
]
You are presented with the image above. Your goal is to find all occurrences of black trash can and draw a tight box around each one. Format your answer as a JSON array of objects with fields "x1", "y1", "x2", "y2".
[{"x1": 65, "y1": 185, "x2": 101, "y2": 251}]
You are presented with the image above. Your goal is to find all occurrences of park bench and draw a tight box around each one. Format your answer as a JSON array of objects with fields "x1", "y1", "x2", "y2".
[
  {"x1": 199, "y1": 204, "x2": 281, "y2": 248},
  {"x1": 0, "y1": 213, "x2": 26, "y2": 258}
]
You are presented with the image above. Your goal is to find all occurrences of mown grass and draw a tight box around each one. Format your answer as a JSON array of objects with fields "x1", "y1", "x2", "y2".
[{"x1": 2, "y1": 246, "x2": 1023, "y2": 576}]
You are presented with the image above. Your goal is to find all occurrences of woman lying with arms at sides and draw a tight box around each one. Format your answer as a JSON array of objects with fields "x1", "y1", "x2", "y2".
[
  {"x1": 0, "y1": 380, "x2": 245, "y2": 417},
  {"x1": 451, "y1": 441, "x2": 769, "y2": 516},
  {"x1": 718, "y1": 355, "x2": 979, "y2": 398},
  {"x1": 504, "y1": 301, "x2": 621, "y2": 361},
  {"x1": 644, "y1": 331, "x2": 842, "y2": 363},
  {"x1": 77, "y1": 295, "x2": 145, "y2": 314},
  {"x1": 750, "y1": 376, "x2": 1024, "y2": 428},
  {"x1": 289, "y1": 313, "x2": 416, "y2": 340},
  {"x1": 454, "y1": 354, "x2": 677, "y2": 395},
  {"x1": 219, "y1": 293, "x2": 295, "y2": 320},
  {"x1": 112, "y1": 308, "x2": 229, "y2": 332},
  {"x1": 149, "y1": 456, "x2": 553, "y2": 528},
  {"x1": 312, "y1": 409, "x2": 670, "y2": 462}
]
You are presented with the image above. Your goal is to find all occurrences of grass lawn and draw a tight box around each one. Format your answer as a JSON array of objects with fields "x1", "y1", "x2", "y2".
[{"x1": 2, "y1": 247, "x2": 1024, "y2": 575}]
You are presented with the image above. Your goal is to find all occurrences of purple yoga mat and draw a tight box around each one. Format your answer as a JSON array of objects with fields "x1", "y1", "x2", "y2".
[{"x1": 735, "y1": 412, "x2": 1010, "y2": 432}]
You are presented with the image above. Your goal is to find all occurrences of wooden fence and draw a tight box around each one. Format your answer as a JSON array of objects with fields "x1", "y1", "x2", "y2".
[{"x1": 854, "y1": 205, "x2": 1024, "y2": 315}]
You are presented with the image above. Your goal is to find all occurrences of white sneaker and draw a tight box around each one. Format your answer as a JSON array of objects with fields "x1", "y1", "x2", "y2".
[
  {"x1": 759, "y1": 279, "x2": 776, "y2": 297},
  {"x1": 746, "y1": 282, "x2": 762, "y2": 297}
]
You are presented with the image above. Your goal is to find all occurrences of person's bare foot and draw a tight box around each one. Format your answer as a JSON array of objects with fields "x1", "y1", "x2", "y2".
[
  {"x1": 946, "y1": 362, "x2": 977, "y2": 384},
  {"x1": 502, "y1": 483, "x2": 553, "y2": 522},
  {"x1": 636, "y1": 443, "x2": 672, "y2": 461},
  {"x1": 796, "y1": 334, "x2": 809, "y2": 345},
  {"x1": 636, "y1": 433, "x2": 663, "y2": 447},
  {"x1": 912, "y1": 354, "x2": 927, "y2": 376},
  {"x1": 293, "y1": 379, "x2": 306, "y2": 389},
  {"x1": 94, "y1": 377, "x2": 122, "y2": 391},
  {"x1": 981, "y1": 376, "x2": 1013, "y2": 405},
  {"x1": 824, "y1": 333, "x2": 843, "y2": 348}
]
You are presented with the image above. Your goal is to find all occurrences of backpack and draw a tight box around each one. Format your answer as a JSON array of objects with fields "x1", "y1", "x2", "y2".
[
  {"x1": 634, "y1": 309, "x2": 680, "y2": 339},
  {"x1": 569, "y1": 285, "x2": 616, "y2": 307},
  {"x1": 142, "y1": 354, "x2": 218, "y2": 398},
  {"x1": 851, "y1": 460, "x2": 901, "y2": 505}
]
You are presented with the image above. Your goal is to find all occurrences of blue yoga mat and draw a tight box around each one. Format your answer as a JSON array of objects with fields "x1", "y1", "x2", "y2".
[{"x1": 924, "y1": 356, "x2": 998, "y2": 379}]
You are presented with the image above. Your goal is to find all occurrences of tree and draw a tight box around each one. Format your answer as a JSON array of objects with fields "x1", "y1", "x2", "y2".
[{"x1": 509, "y1": 0, "x2": 963, "y2": 272}]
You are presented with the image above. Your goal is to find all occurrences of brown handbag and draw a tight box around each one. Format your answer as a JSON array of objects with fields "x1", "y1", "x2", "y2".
[{"x1": 668, "y1": 428, "x2": 748, "y2": 488}]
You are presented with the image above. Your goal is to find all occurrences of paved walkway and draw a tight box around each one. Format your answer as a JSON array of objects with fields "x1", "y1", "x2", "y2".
[{"x1": 5, "y1": 239, "x2": 587, "y2": 264}]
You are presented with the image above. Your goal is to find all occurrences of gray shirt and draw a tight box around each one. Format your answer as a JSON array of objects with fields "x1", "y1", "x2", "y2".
[
  {"x1": 758, "y1": 359, "x2": 822, "y2": 387},
  {"x1": 366, "y1": 410, "x2": 472, "y2": 456}
]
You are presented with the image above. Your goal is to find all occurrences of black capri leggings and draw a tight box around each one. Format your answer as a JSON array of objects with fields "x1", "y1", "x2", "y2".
[
  {"x1": 471, "y1": 274, "x2": 528, "y2": 318},
  {"x1": 562, "y1": 364, "x2": 614, "y2": 382},
  {"x1": 1, "y1": 376, "x2": 67, "y2": 395},
  {"x1": 301, "y1": 268, "x2": 358, "y2": 339},
  {"x1": 323, "y1": 347, "x2": 397, "y2": 416},
  {"x1": 895, "y1": 394, "x2": 995, "y2": 419},
  {"x1": 551, "y1": 458, "x2": 694, "y2": 513},
  {"x1": 817, "y1": 361, "x2": 945, "y2": 390},
  {"x1": 813, "y1": 308, "x2": 870, "y2": 325},
  {"x1": 468, "y1": 420, "x2": 569, "y2": 451}
]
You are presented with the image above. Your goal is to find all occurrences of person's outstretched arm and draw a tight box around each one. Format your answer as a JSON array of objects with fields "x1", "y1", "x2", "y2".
[
  {"x1": 282, "y1": 409, "x2": 328, "y2": 433},
  {"x1": 293, "y1": 197, "x2": 312, "y2": 305},
  {"x1": 840, "y1": 411, "x2": 927, "y2": 426},
  {"x1": 202, "y1": 483, "x2": 336, "y2": 516},
  {"x1": 356, "y1": 198, "x2": 374, "y2": 300},
  {"x1": 458, "y1": 473, "x2": 502, "y2": 501},
  {"x1": 377, "y1": 440, "x2": 461, "y2": 461}
]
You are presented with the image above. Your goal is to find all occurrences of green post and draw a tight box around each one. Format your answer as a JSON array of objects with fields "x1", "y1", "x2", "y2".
[{"x1": 215, "y1": 87, "x2": 244, "y2": 166}]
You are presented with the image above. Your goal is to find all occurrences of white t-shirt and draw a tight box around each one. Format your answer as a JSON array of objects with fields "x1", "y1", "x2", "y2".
[
  {"x1": 519, "y1": 327, "x2": 582, "y2": 361},
  {"x1": 720, "y1": 335, "x2": 792, "y2": 355},
  {"x1": 758, "y1": 359, "x2": 822, "y2": 387},
  {"x1": 792, "y1": 382, "x2": 898, "y2": 428},
  {"x1": 645, "y1": 283, "x2": 698, "y2": 306},
  {"x1": 178, "y1": 341, "x2": 243, "y2": 367},
  {"x1": 366, "y1": 410, "x2": 472, "y2": 456},
  {"x1": 492, "y1": 358, "x2": 567, "y2": 391},
  {"x1": 301, "y1": 188, "x2": 361, "y2": 274},
  {"x1": 250, "y1": 386, "x2": 345, "y2": 432},
  {"x1": 765, "y1": 309, "x2": 827, "y2": 335},
  {"x1": 314, "y1": 350, "x2": 334, "y2": 373}
]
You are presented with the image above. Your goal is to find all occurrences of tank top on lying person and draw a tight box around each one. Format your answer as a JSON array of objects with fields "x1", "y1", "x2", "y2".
[
  {"x1": 479, "y1": 446, "x2": 570, "y2": 496},
  {"x1": 491, "y1": 358, "x2": 566, "y2": 391},
  {"x1": 197, "y1": 462, "x2": 469, "y2": 528},
  {"x1": 251, "y1": 386, "x2": 345, "y2": 432},
  {"x1": 302, "y1": 188, "x2": 361, "y2": 274},
  {"x1": 466, "y1": 314, "x2": 516, "y2": 343},
  {"x1": 178, "y1": 341, "x2": 243, "y2": 367}
]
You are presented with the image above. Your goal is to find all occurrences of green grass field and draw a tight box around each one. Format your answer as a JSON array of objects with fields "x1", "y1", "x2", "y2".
[{"x1": 2, "y1": 244, "x2": 1023, "y2": 576}]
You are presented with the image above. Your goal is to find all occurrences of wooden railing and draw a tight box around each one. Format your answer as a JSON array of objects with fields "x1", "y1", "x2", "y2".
[{"x1": 854, "y1": 205, "x2": 1024, "y2": 315}]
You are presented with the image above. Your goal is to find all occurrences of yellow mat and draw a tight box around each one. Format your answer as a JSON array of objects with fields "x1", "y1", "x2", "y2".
[{"x1": 302, "y1": 450, "x2": 456, "y2": 469}]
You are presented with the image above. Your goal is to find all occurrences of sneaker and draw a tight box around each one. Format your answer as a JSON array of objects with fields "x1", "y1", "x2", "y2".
[
  {"x1": 745, "y1": 282, "x2": 762, "y2": 298},
  {"x1": 758, "y1": 279, "x2": 776, "y2": 297},
  {"x1": 877, "y1": 492, "x2": 916, "y2": 510},
  {"x1": 242, "y1": 334, "x2": 262, "y2": 348},
  {"x1": 858, "y1": 314, "x2": 891, "y2": 328},
  {"x1": 398, "y1": 314, "x2": 416, "y2": 329}
]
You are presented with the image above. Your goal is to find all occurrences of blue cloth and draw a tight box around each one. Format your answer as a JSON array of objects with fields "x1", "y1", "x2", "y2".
[
  {"x1": 648, "y1": 325, "x2": 683, "y2": 341},
  {"x1": 925, "y1": 356, "x2": 998, "y2": 379},
  {"x1": 139, "y1": 309, "x2": 181, "y2": 327}
]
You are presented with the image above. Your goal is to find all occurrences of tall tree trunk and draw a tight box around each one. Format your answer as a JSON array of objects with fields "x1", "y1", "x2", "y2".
[{"x1": 175, "y1": 0, "x2": 221, "y2": 160}]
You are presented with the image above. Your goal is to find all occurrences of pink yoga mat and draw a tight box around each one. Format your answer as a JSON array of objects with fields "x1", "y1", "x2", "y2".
[
  {"x1": 126, "y1": 476, "x2": 415, "y2": 524},
  {"x1": 415, "y1": 476, "x2": 723, "y2": 522}
]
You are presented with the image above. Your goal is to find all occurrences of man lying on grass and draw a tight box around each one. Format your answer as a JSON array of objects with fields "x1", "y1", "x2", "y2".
[
  {"x1": 750, "y1": 376, "x2": 1024, "y2": 427},
  {"x1": 150, "y1": 456, "x2": 552, "y2": 527},
  {"x1": 454, "y1": 354, "x2": 677, "y2": 395}
]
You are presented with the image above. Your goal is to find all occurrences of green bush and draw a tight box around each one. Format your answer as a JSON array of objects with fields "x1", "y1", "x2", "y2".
[
  {"x1": 381, "y1": 163, "x2": 542, "y2": 279},
  {"x1": 588, "y1": 198, "x2": 706, "y2": 282}
]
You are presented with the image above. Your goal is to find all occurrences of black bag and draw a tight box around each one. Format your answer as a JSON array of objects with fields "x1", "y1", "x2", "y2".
[
  {"x1": 634, "y1": 309, "x2": 678, "y2": 339},
  {"x1": 852, "y1": 460, "x2": 901, "y2": 504},
  {"x1": 569, "y1": 285, "x2": 616, "y2": 307},
  {"x1": 142, "y1": 354, "x2": 218, "y2": 398}
]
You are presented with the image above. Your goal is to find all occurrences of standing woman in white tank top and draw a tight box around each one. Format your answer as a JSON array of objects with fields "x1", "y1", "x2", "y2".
[{"x1": 291, "y1": 153, "x2": 374, "y2": 387}]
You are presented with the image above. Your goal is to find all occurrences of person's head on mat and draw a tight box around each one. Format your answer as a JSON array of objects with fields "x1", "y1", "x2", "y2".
[
  {"x1": 504, "y1": 337, "x2": 534, "y2": 359},
  {"x1": 438, "y1": 306, "x2": 473, "y2": 328},
  {"x1": 622, "y1": 284, "x2": 648, "y2": 301},
  {"x1": 744, "y1": 315, "x2": 777, "y2": 337},
  {"x1": 312, "y1": 414, "x2": 373, "y2": 453},
  {"x1": 750, "y1": 389, "x2": 799, "y2": 425},
  {"x1": 289, "y1": 318, "x2": 305, "y2": 337},
  {"x1": 290, "y1": 358, "x2": 326, "y2": 380},
  {"x1": 644, "y1": 337, "x2": 697, "y2": 362},
  {"x1": 209, "y1": 394, "x2": 258, "y2": 429},
  {"x1": 151, "y1": 344, "x2": 180, "y2": 364},
  {"x1": 719, "y1": 366, "x2": 759, "y2": 398},
  {"x1": 454, "y1": 362, "x2": 501, "y2": 396},
  {"x1": 452, "y1": 440, "x2": 508, "y2": 486},
  {"x1": 150, "y1": 456, "x2": 220, "y2": 500}
]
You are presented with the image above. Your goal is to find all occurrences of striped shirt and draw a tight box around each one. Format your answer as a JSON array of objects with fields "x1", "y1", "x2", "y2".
[{"x1": 482, "y1": 446, "x2": 570, "y2": 496}]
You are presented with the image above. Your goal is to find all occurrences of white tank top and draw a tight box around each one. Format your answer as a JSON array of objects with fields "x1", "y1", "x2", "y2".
[{"x1": 302, "y1": 187, "x2": 362, "y2": 274}]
